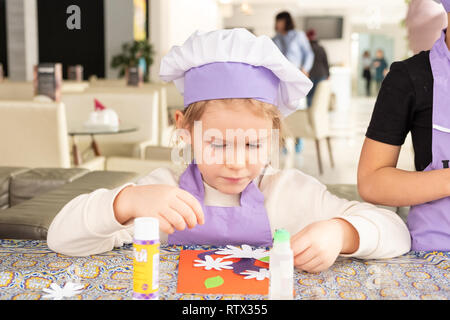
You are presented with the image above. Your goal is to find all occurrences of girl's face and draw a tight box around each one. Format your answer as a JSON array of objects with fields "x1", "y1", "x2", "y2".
[{"x1": 176, "y1": 99, "x2": 275, "y2": 195}]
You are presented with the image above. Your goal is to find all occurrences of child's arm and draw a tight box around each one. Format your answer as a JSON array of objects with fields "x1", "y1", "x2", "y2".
[
  {"x1": 357, "y1": 59, "x2": 450, "y2": 207},
  {"x1": 47, "y1": 184, "x2": 135, "y2": 256},
  {"x1": 263, "y1": 169, "x2": 411, "y2": 273},
  {"x1": 358, "y1": 137, "x2": 450, "y2": 206},
  {"x1": 113, "y1": 183, "x2": 204, "y2": 231},
  {"x1": 47, "y1": 168, "x2": 204, "y2": 256},
  {"x1": 290, "y1": 177, "x2": 411, "y2": 272}
]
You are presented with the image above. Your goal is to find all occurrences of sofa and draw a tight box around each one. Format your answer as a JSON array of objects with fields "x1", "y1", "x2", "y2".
[
  {"x1": 0, "y1": 167, "x2": 140, "y2": 239},
  {"x1": 0, "y1": 166, "x2": 409, "y2": 241}
]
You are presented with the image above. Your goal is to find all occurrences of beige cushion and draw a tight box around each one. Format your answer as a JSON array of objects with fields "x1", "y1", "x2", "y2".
[{"x1": 0, "y1": 101, "x2": 71, "y2": 168}]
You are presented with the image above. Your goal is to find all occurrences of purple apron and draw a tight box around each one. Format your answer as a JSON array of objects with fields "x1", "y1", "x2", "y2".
[
  {"x1": 408, "y1": 30, "x2": 450, "y2": 251},
  {"x1": 168, "y1": 163, "x2": 273, "y2": 247}
]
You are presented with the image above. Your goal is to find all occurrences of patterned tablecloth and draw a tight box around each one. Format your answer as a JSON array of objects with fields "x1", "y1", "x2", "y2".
[{"x1": 0, "y1": 239, "x2": 449, "y2": 300}]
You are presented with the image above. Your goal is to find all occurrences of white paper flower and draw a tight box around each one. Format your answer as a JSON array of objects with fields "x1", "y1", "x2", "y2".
[
  {"x1": 42, "y1": 282, "x2": 84, "y2": 300},
  {"x1": 240, "y1": 268, "x2": 270, "y2": 281},
  {"x1": 193, "y1": 255, "x2": 234, "y2": 271},
  {"x1": 215, "y1": 245, "x2": 268, "y2": 260}
]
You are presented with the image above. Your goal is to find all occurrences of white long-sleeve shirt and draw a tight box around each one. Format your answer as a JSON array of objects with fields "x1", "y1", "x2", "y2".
[{"x1": 47, "y1": 167, "x2": 411, "y2": 258}]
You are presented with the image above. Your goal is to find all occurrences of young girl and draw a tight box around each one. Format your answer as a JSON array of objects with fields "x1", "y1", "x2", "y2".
[
  {"x1": 358, "y1": 1, "x2": 450, "y2": 251},
  {"x1": 48, "y1": 29, "x2": 410, "y2": 273}
]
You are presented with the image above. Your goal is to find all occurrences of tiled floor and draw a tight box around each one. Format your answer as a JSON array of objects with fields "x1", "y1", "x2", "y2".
[{"x1": 282, "y1": 96, "x2": 415, "y2": 185}]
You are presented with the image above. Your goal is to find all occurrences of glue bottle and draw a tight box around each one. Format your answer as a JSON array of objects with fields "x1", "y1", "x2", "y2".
[
  {"x1": 133, "y1": 217, "x2": 159, "y2": 300},
  {"x1": 269, "y1": 229, "x2": 294, "y2": 300}
]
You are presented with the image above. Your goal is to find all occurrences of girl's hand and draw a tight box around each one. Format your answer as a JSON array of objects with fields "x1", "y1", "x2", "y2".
[
  {"x1": 290, "y1": 219, "x2": 359, "y2": 273},
  {"x1": 113, "y1": 184, "x2": 205, "y2": 234}
]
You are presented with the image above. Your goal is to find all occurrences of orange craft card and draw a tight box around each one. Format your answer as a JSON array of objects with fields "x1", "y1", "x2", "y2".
[{"x1": 176, "y1": 250, "x2": 269, "y2": 295}]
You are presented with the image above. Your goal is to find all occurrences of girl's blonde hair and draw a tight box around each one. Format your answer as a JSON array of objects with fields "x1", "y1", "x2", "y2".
[{"x1": 178, "y1": 98, "x2": 286, "y2": 146}]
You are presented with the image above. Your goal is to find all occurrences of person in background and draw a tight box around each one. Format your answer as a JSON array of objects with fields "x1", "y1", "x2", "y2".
[
  {"x1": 272, "y1": 11, "x2": 314, "y2": 154},
  {"x1": 372, "y1": 49, "x2": 388, "y2": 93},
  {"x1": 306, "y1": 29, "x2": 330, "y2": 107},
  {"x1": 361, "y1": 51, "x2": 372, "y2": 97}
]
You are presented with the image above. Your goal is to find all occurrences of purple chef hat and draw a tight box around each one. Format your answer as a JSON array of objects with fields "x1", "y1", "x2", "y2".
[
  {"x1": 160, "y1": 29, "x2": 313, "y2": 117},
  {"x1": 183, "y1": 62, "x2": 280, "y2": 107}
]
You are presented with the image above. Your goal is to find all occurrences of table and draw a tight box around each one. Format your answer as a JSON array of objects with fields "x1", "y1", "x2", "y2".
[
  {"x1": 68, "y1": 125, "x2": 138, "y2": 165},
  {"x1": 0, "y1": 240, "x2": 448, "y2": 300}
]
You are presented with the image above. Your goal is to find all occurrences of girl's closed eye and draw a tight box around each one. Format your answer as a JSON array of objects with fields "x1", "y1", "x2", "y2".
[
  {"x1": 210, "y1": 142, "x2": 263, "y2": 149},
  {"x1": 247, "y1": 142, "x2": 262, "y2": 149},
  {"x1": 210, "y1": 141, "x2": 228, "y2": 149}
]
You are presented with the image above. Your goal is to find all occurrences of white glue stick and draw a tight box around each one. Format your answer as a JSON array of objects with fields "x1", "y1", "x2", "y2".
[
  {"x1": 269, "y1": 229, "x2": 294, "y2": 300},
  {"x1": 132, "y1": 217, "x2": 159, "y2": 300}
]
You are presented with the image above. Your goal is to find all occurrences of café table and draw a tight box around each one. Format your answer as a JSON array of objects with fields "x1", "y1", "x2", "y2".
[
  {"x1": 68, "y1": 125, "x2": 138, "y2": 166},
  {"x1": 0, "y1": 239, "x2": 448, "y2": 300}
]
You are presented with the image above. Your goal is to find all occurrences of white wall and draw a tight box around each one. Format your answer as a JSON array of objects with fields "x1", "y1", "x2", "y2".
[
  {"x1": 149, "y1": 0, "x2": 223, "y2": 82},
  {"x1": 168, "y1": 0, "x2": 223, "y2": 47},
  {"x1": 223, "y1": 3, "x2": 281, "y2": 36}
]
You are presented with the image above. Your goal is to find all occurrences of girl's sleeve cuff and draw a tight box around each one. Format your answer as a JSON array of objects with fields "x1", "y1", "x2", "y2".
[
  {"x1": 338, "y1": 215, "x2": 380, "y2": 258},
  {"x1": 85, "y1": 183, "x2": 136, "y2": 236}
]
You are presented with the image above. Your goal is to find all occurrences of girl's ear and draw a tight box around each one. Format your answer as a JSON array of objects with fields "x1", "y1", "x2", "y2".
[
  {"x1": 174, "y1": 110, "x2": 192, "y2": 145},
  {"x1": 174, "y1": 110, "x2": 185, "y2": 130}
]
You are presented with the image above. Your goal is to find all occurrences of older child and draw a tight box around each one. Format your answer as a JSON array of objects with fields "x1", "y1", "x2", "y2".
[
  {"x1": 48, "y1": 29, "x2": 410, "y2": 273},
  {"x1": 358, "y1": 1, "x2": 450, "y2": 251}
]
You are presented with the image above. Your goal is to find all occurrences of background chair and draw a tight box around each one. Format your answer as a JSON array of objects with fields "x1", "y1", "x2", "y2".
[
  {"x1": 284, "y1": 80, "x2": 334, "y2": 174},
  {"x1": 0, "y1": 100, "x2": 72, "y2": 168},
  {"x1": 61, "y1": 90, "x2": 160, "y2": 161},
  {"x1": 0, "y1": 100, "x2": 104, "y2": 170},
  {"x1": 82, "y1": 83, "x2": 181, "y2": 162}
]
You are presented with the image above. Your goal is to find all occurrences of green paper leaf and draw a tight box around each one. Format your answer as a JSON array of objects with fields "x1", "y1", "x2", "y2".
[
  {"x1": 258, "y1": 256, "x2": 270, "y2": 263},
  {"x1": 204, "y1": 276, "x2": 224, "y2": 289}
]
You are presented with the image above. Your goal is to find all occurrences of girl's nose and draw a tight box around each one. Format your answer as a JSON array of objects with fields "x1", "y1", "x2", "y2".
[
  {"x1": 225, "y1": 160, "x2": 246, "y2": 170},
  {"x1": 224, "y1": 148, "x2": 247, "y2": 169}
]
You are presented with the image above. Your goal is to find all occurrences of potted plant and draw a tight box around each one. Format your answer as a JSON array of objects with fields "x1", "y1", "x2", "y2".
[{"x1": 111, "y1": 40, "x2": 155, "y2": 82}]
